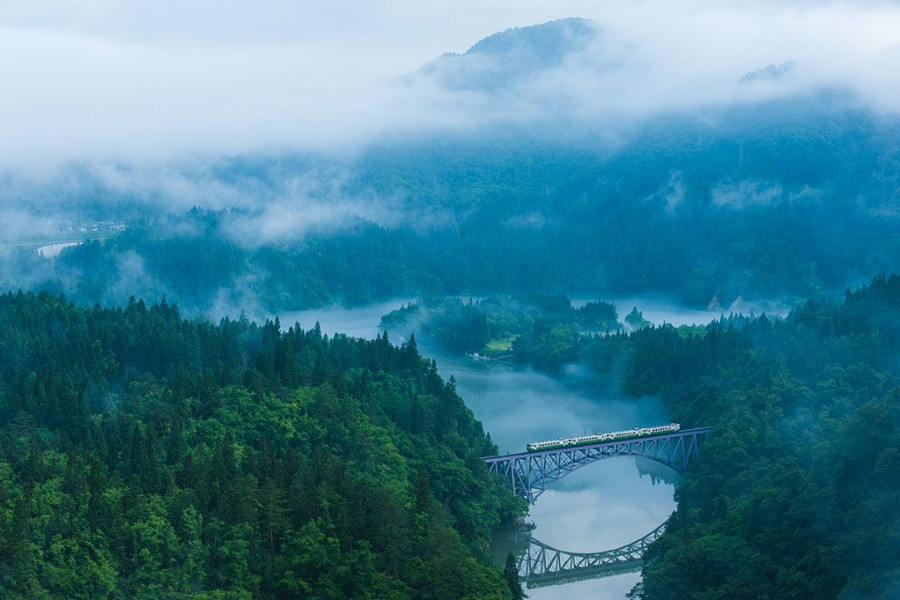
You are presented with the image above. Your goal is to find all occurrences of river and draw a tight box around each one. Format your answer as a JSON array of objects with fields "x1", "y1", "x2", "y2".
[{"x1": 279, "y1": 297, "x2": 785, "y2": 598}]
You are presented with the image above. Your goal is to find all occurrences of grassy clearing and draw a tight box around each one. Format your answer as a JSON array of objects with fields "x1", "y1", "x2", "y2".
[{"x1": 485, "y1": 335, "x2": 517, "y2": 355}]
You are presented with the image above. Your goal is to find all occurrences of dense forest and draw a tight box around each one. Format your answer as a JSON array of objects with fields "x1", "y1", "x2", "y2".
[
  {"x1": 3, "y1": 92, "x2": 899, "y2": 315},
  {"x1": 606, "y1": 275, "x2": 900, "y2": 599},
  {"x1": 0, "y1": 291, "x2": 524, "y2": 599},
  {"x1": 7, "y1": 268, "x2": 898, "y2": 599},
  {"x1": 1, "y1": 113, "x2": 898, "y2": 598},
  {"x1": 4, "y1": 12, "x2": 900, "y2": 600},
  {"x1": 380, "y1": 277, "x2": 900, "y2": 597},
  {"x1": 380, "y1": 295, "x2": 619, "y2": 370}
]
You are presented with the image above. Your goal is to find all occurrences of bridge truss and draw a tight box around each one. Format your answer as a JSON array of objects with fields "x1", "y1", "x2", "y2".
[
  {"x1": 484, "y1": 427, "x2": 711, "y2": 504},
  {"x1": 519, "y1": 521, "x2": 667, "y2": 588}
]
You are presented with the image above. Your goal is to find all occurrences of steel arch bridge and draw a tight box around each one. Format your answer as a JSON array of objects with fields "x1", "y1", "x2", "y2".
[
  {"x1": 483, "y1": 427, "x2": 711, "y2": 504},
  {"x1": 518, "y1": 521, "x2": 667, "y2": 588}
]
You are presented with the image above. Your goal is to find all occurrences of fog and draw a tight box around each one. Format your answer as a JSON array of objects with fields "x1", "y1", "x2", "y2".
[
  {"x1": 585, "y1": 295, "x2": 790, "y2": 325},
  {"x1": 2, "y1": 1, "x2": 898, "y2": 259},
  {"x1": 1, "y1": 1, "x2": 899, "y2": 169},
  {"x1": 279, "y1": 298, "x2": 416, "y2": 340},
  {"x1": 277, "y1": 297, "x2": 745, "y2": 598},
  {"x1": 2, "y1": 4, "x2": 896, "y2": 596}
]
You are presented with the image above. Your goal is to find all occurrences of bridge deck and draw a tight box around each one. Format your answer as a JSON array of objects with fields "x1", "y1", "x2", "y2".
[
  {"x1": 483, "y1": 427, "x2": 711, "y2": 503},
  {"x1": 483, "y1": 427, "x2": 712, "y2": 463}
]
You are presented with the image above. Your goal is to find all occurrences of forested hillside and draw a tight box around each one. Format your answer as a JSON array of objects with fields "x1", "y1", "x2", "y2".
[
  {"x1": 3, "y1": 8, "x2": 900, "y2": 600},
  {"x1": 0, "y1": 291, "x2": 523, "y2": 599},
  {"x1": 375, "y1": 279, "x2": 900, "y2": 597},
  {"x1": 3, "y1": 92, "x2": 899, "y2": 315},
  {"x1": 602, "y1": 275, "x2": 900, "y2": 599},
  {"x1": 381, "y1": 295, "x2": 619, "y2": 372}
]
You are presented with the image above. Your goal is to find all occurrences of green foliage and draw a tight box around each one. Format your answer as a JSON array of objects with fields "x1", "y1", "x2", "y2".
[
  {"x1": 590, "y1": 275, "x2": 900, "y2": 599},
  {"x1": 382, "y1": 295, "x2": 616, "y2": 372},
  {"x1": 577, "y1": 300, "x2": 619, "y2": 331},
  {"x1": 7, "y1": 98, "x2": 900, "y2": 313},
  {"x1": 503, "y1": 553, "x2": 525, "y2": 600},
  {"x1": 624, "y1": 306, "x2": 650, "y2": 330},
  {"x1": 0, "y1": 291, "x2": 524, "y2": 598}
]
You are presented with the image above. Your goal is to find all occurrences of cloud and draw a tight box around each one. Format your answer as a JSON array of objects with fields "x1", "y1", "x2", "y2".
[
  {"x1": 105, "y1": 250, "x2": 173, "y2": 304},
  {"x1": 711, "y1": 180, "x2": 784, "y2": 209},
  {"x1": 0, "y1": 208, "x2": 65, "y2": 244},
  {"x1": 401, "y1": 4, "x2": 900, "y2": 126},
  {"x1": 220, "y1": 200, "x2": 384, "y2": 247},
  {"x1": 0, "y1": 1, "x2": 896, "y2": 258},
  {"x1": 0, "y1": 1, "x2": 897, "y2": 169}
]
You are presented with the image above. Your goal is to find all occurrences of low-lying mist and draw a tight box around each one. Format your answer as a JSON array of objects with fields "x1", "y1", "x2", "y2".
[
  {"x1": 2, "y1": 93, "x2": 899, "y2": 318},
  {"x1": 1, "y1": 11, "x2": 899, "y2": 318}
]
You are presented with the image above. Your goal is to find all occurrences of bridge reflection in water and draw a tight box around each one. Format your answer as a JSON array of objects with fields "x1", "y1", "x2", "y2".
[
  {"x1": 485, "y1": 427, "x2": 711, "y2": 589},
  {"x1": 517, "y1": 521, "x2": 666, "y2": 589},
  {"x1": 484, "y1": 427, "x2": 711, "y2": 504}
]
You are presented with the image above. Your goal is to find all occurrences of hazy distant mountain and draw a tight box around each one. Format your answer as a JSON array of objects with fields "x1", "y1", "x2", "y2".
[
  {"x1": 740, "y1": 61, "x2": 797, "y2": 83},
  {"x1": 2, "y1": 19, "x2": 900, "y2": 314},
  {"x1": 406, "y1": 18, "x2": 602, "y2": 92}
]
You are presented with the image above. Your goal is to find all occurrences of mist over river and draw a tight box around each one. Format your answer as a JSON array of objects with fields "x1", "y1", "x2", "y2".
[{"x1": 279, "y1": 297, "x2": 768, "y2": 598}]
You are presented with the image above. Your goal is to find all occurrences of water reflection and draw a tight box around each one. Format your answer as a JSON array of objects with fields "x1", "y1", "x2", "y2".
[
  {"x1": 278, "y1": 296, "x2": 735, "y2": 599},
  {"x1": 414, "y1": 343, "x2": 676, "y2": 600},
  {"x1": 517, "y1": 520, "x2": 667, "y2": 589},
  {"x1": 279, "y1": 298, "x2": 414, "y2": 340},
  {"x1": 530, "y1": 462, "x2": 676, "y2": 552}
]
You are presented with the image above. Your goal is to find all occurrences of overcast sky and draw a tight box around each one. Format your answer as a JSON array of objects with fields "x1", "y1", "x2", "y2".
[{"x1": 2, "y1": 0, "x2": 899, "y2": 168}]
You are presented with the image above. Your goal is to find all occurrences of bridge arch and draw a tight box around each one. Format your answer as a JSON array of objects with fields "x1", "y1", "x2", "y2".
[
  {"x1": 483, "y1": 427, "x2": 711, "y2": 504},
  {"x1": 517, "y1": 521, "x2": 667, "y2": 588}
]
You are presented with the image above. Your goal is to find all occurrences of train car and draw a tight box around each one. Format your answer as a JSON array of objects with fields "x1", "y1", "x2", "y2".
[{"x1": 526, "y1": 423, "x2": 680, "y2": 452}]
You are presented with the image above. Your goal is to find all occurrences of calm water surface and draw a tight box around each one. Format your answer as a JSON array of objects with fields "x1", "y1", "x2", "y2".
[{"x1": 280, "y1": 296, "x2": 749, "y2": 599}]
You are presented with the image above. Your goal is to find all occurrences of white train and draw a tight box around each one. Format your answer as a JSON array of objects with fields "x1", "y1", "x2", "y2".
[{"x1": 526, "y1": 423, "x2": 681, "y2": 452}]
